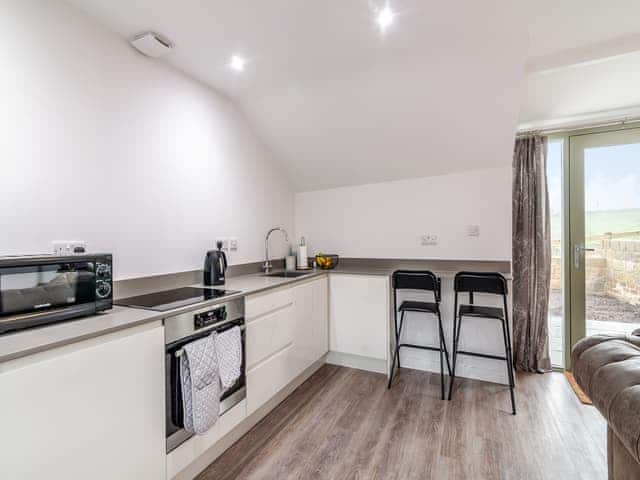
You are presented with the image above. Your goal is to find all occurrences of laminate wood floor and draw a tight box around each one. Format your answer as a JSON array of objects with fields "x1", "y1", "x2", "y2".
[{"x1": 198, "y1": 365, "x2": 606, "y2": 480}]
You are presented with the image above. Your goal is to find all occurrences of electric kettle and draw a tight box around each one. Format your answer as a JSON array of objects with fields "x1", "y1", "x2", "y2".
[{"x1": 203, "y1": 241, "x2": 227, "y2": 286}]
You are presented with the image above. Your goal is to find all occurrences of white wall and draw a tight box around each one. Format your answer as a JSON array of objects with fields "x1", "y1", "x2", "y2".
[
  {"x1": 0, "y1": 0, "x2": 293, "y2": 280},
  {"x1": 295, "y1": 167, "x2": 512, "y2": 261}
]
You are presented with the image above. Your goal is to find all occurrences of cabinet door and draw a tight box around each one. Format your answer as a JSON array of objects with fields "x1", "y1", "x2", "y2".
[
  {"x1": 0, "y1": 324, "x2": 165, "y2": 480},
  {"x1": 246, "y1": 343, "x2": 293, "y2": 416},
  {"x1": 292, "y1": 280, "x2": 314, "y2": 375},
  {"x1": 246, "y1": 306, "x2": 294, "y2": 370},
  {"x1": 329, "y1": 274, "x2": 389, "y2": 360},
  {"x1": 312, "y1": 276, "x2": 329, "y2": 359},
  {"x1": 292, "y1": 276, "x2": 329, "y2": 377}
]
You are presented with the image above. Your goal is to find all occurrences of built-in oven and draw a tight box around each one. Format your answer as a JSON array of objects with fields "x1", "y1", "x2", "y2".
[
  {"x1": 0, "y1": 254, "x2": 113, "y2": 334},
  {"x1": 164, "y1": 297, "x2": 246, "y2": 453}
]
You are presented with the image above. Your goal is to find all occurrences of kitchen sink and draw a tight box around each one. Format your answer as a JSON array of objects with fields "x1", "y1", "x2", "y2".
[{"x1": 264, "y1": 271, "x2": 313, "y2": 278}]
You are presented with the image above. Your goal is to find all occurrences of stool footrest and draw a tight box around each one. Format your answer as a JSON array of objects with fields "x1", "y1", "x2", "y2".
[
  {"x1": 456, "y1": 350, "x2": 507, "y2": 361},
  {"x1": 398, "y1": 342, "x2": 442, "y2": 353}
]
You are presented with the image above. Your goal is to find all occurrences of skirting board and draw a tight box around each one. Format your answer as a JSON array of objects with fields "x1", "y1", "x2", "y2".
[
  {"x1": 399, "y1": 349, "x2": 509, "y2": 385},
  {"x1": 326, "y1": 350, "x2": 508, "y2": 385},
  {"x1": 325, "y1": 351, "x2": 388, "y2": 375},
  {"x1": 171, "y1": 357, "x2": 326, "y2": 480}
]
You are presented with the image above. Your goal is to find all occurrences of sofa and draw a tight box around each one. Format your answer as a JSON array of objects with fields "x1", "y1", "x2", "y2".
[{"x1": 572, "y1": 332, "x2": 640, "y2": 480}]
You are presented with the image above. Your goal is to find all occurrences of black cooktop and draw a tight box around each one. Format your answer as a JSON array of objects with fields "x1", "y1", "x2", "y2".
[{"x1": 115, "y1": 287, "x2": 239, "y2": 312}]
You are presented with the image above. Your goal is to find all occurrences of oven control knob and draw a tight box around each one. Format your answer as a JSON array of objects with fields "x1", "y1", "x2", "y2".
[
  {"x1": 96, "y1": 264, "x2": 111, "y2": 277},
  {"x1": 96, "y1": 281, "x2": 112, "y2": 298}
]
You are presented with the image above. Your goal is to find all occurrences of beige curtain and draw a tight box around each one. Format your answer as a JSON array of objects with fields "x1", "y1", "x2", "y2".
[{"x1": 512, "y1": 136, "x2": 552, "y2": 373}]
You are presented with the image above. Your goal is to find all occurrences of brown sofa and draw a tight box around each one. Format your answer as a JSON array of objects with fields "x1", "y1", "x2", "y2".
[{"x1": 572, "y1": 333, "x2": 640, "y2": 480}]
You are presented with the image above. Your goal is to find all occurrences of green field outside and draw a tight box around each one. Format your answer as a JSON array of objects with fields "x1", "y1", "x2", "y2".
[{"x1": 551, "y1": 208, "x2": 640, "y2": 241}]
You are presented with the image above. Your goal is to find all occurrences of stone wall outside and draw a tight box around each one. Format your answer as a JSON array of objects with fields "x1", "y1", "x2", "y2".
[{"x1": 549, "y1": 238, "x2": 640, "y2": 306}]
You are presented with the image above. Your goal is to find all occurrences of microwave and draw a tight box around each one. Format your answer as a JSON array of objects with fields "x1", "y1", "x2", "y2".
[{"x1": 0, "y1": 254, "x2": 113, "y2": 335}]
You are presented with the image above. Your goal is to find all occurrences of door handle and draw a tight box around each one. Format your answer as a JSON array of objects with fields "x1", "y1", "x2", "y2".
[{"x1": 574, "y1": 244, "x2": 595, "y2": 270}]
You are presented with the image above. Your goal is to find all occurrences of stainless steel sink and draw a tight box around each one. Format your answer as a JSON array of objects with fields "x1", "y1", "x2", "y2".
[{"x1": 264, "y1": 271, "x2": 312, "y2": 278}]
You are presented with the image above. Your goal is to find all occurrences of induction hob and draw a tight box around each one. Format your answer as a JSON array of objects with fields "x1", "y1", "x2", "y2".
[{"x1": 115, "y1": 287, "x2": 239, "y2": 312}]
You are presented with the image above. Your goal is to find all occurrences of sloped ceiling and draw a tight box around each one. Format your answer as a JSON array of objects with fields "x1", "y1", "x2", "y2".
[{"x1": 65, "y1": 0, "x2": 528, "y2": 191}]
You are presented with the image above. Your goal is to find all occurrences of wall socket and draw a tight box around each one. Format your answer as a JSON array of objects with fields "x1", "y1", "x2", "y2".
[
  {"x1": 421, "y1": 235, "x2": 438, "y2": 246},
  {"x1": 215, "y1": 237, "x2": 229, "y2": 251},
  {"x1": 52, "y1": 240, "x2": 87, "y2": 255},
  {"x1": 229, "y1": 237, "x2": 238, "y2": 252}
]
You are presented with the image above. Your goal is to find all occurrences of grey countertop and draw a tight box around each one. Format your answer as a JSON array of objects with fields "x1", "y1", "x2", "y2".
[
  {"x1": 0, "y1": 265, "x2": 511, "y2": 363},
  {"x1": 0, "y1": 270, "x2": 325, "y2": 363},
  {"x1": 0, "y1": 306, "x2": 163, "y2": 363}
]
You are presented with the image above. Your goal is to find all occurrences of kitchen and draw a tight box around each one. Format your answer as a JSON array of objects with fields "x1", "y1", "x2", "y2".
[{"x1": 2, "y1": 1, "x2": 517, "y2": 479}]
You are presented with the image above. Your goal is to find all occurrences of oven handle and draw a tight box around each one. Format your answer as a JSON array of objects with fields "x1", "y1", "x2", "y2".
[{"x1": 174, "y1": 324, "x2": 245, "y2": 358}]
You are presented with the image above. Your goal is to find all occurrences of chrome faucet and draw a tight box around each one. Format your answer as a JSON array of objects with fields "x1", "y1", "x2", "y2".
[{"x1": 263, "y1": 227, "x2": 289, "y2": 273}]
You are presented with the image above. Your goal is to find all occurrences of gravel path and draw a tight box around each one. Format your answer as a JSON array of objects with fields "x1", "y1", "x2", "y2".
[{"x1": 549, "y1": 290, "x2": 640, "y2": 324}]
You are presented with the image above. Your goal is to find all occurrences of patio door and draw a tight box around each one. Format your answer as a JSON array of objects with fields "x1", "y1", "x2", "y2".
[{"x1": 568, "y1": 128, "x2": 640, "y2": 357}]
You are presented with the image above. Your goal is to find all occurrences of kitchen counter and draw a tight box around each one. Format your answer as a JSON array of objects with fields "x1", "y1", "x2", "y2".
[
  {"x1": 0, "y1": 306, "x2": 163, "y2": 363},
  {"x1": 0, "y1": 270, "x2": 325, "y2": 363},
  {"x1": 0, "y1": 262, "x2": 511, "y2": 364}
]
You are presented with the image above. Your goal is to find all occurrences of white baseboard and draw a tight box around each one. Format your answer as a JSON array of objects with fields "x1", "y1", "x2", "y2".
[
  {"x1": 399, "y1": 349, "x2": 509, "y2": 385},
  {"x1": 325, "y1": 350, "x2": 387, "y2": 374}
]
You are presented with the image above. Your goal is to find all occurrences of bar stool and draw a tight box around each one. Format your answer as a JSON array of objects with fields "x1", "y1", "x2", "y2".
[
  {"x1": 387, "y1": 270, "x2": 451, "y2": 399},
  {"x1": 447, "y1": 271, "x2": 516, "y2": 415}
]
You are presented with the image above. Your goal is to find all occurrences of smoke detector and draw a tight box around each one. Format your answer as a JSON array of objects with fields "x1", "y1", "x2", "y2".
[{"x1": 130, "y1": 32, "x2": 173, "y2": 58}]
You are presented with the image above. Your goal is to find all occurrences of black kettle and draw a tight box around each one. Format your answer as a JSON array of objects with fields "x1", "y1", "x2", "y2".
[{"x1": 204, "y1": 241, "x2": 227, "y2": 286}]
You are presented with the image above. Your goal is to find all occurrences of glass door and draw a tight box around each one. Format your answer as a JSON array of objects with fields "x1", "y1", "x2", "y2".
[{"x1": 568, "y1": 128, "x2": 640, "y2": 353}]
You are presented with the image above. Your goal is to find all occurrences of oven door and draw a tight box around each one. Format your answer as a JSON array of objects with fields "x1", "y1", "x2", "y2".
[
  {"x1": 0, "y1": 261, "x2": 97, "y2": 333},
  {"x1": 165, "y1": 318, "x2": 246, "y2": 453}
]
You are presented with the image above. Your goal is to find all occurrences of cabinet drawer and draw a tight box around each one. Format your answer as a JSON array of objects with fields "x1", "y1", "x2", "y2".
[
  {"x1": 246, "y1": 343, "x2": 293, "y2": 416},
  {"x1": 246, "y1": 288, "x2": 293, "y2": 319},
  {"x1": 246, "y1": 306, "x2": 294, "y2": 369}
]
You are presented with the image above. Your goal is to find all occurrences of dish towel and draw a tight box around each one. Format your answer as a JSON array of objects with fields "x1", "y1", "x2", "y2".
[
  {"x1": 215, "y1": 326, "x2": 242, "y2": 392},
  {"x1": 180, "y1": 333, "x2": 220, "y2": 434}
]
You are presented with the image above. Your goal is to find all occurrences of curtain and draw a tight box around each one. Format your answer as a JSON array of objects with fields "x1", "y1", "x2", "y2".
[{"x1": 512, "y1": 135, "x2": 552, "y2": 373}]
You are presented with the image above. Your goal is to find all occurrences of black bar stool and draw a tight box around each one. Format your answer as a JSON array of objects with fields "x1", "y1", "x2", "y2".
[
  {"x1": 387, "y1": 270, "x2": 451, "y2": 399},
  {"x1": 447, "y1": 271, "x2": 516, "y2": 415}
]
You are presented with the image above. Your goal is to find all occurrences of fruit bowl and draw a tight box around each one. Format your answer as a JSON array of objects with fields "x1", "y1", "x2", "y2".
[{"x1": 315, "y1": 254, "x2": 339, "y2": 270}]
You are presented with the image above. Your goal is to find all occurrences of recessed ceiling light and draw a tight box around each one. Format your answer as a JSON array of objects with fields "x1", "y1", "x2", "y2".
[
  {"x1": 229, "y1": 55, "x2": 246, "y2": 72},
  {"x1": 376, "y1": 6, "x2": 395, "y2": 31}
]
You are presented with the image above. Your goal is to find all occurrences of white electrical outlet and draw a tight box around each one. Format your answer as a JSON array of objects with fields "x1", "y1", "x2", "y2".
[
  {"x1": 421, "y1": 235, "x2": 438, "y2": 246},
  {"x1": 229, "y1": 237, "x2": 238, "y2": 252},
  {"x1": 215, "y1": 237, "x2": 229, "y2": 251},
  {"x1": 467, "y1": 225, "x2": 480, "y2": 237},
  {"x1": 52, "y1": 240, "x2": 87, "y2": 255}
]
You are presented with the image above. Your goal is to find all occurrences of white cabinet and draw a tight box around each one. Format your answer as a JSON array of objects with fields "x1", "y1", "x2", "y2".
[
  {"x1": 0, "y1": 323, "x2": 165, "y2": 480},
  {"x1": 245, "y1": 276, "x2": 328, "y2": 416},
  {"x1": 245, "y1": 286, "x2": 296, "y2": 416},
  {"x1": 329, "y1": 274, "x2": 389, "y2": 361},
  {"x1": 312, "y1": 276, "x2": 329, "y2": 359},
  {"x1": 246, "y1": 306, "x2": 295, "y2": 369},
  {"x1": 246, "y1": 343, "x2": 294, "y2": 415},
  {"x1": 292, "y1": 276, "x2": 329, "y2": 377}
]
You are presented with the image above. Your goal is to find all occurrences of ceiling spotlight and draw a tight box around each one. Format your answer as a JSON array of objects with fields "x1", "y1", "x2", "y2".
[
  {"x1": 229, "y1": 55, "x2": 246, "y2": 72},
  {"x1": 376, "y1": 6, "x2": 395, "y2": 31}
]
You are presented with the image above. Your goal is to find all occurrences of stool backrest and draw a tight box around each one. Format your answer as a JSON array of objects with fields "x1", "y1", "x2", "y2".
[
  {"x1": 392, "y1": 270, "x2": 441, "y2": 302},
  {"x1": 454, "y1": 272, "x2": 508, "y2": 296}
]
